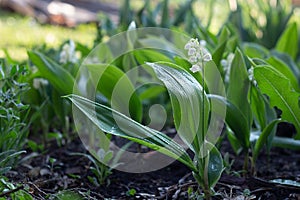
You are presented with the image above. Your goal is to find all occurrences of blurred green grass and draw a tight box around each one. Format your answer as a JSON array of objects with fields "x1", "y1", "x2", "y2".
[{"x1": 0, "y1": 10, "x2": 96, "y2": 61}]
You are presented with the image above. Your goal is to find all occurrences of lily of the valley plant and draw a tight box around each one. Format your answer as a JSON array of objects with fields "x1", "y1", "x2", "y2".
[{"x1": 66, "y1": 38, "x2": 224, "y2": 199}]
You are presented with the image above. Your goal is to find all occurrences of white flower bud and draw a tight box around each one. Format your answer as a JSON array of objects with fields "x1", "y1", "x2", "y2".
[
  {"x1": 128, "y1": 21, "x2": 136, "y2": 30},
  {"x1": 190, "y1": 64, "x2": 201, "y2": 73},
  {"x1": 59, "y1": 40, "x2": 77, "y2": 64},
  {"x1": 188, "y1": 48, "x2": 196, "y2": 56},
  {"x1": 200, "y1": 40, "x2": 207, "y2": 47}
]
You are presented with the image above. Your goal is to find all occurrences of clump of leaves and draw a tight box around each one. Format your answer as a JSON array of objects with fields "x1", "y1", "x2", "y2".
[
  {"x1": 0, "y1": 61, "x2": 29, "y2": 174},
  {"x1": 0, "y1": 177, "x2": 32, "y2": 200},
  {"x1": 227, "y1": 0, "x2": 293, "y2": 49},
  {"x1": 66, "y1": 60, "x2": 225, "y2": 198}
]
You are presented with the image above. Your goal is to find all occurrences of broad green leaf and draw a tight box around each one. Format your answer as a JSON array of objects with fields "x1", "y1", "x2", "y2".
[
  {"x1": 275, "y1": 22, "x2": 298, "y2": 60},
  {"x1": 193, "y1": 142, "x2": 223, "y2": 189},
  {"x1": 227, "y1": 49, "x2": 251, "y2": 119},
  {"x1": 139, "y1": 85, "x2": 166, "y2": 101},
  {"x1": 212, "y1": 27, "x2": 230, "y2": 69},
  {"x1": 208, "y1": 95, "x2": 250, "y2": 148},
  {"x1": 218, "y1": 26, "x2": 230, "y2": 44},
  {"x1": 227, "y1": 129, "x2": 242, "y2": 154},
  {"x1": 146, "y1": 62, "x2": 210, "y2": 153},
  {"x1": 226, "y1": 49, "x2": 251, "y2": 147},
  {"x1": 66, "y1": 94, "x2": 196, "y2": 172},
  {"x1": 28, "y1": 51, "x2": 75, "y2": 94},
  {"x1": 207, "y1": 144, "x2": 223, "y2": 187},
  {"x1": 250, "y1": 85, "x2": 266, "y2": 129},
  {"x1": 0, "y1": 150, "x2": 26, "y2": 167},
  {"x1": 252, "y1": 119, "x2": 281, "y2": 162},
  {"x1": 267, "y1": 56, "x2": 299, "y2": 91},
  {"x1": 272, "y1": 136, "x2": 300, "y2": 150},
  {"x1": 160, "y1": 0, "x2": 169, "y2": 27},
  {"x1": 250, "y1": 86, "x2": 277, "y2": 152},
  {"x1": 270, "y1": 179, "x2": 300, "y2": 187},
  {"x1": 254, "y1": 66, "x2": 300, "y2": 139},
  {"x1": 243, "y1": 43, "x2": 269, "y2": 59},
  {"x1": 134, "y1": 49, "x2": 172, "y2": 65},
  {"x1": 86, "y1": 64, "x2": 142, "y2": 122},
  {"x1": 52, "y1": 89, "x2": 69, "y2": 124},
  {"x1": 263, "y1": 95, "x2": 278, "y2": 152},
  {"x1": 271, "y1": 51, "x2": 300, "y2": 82}
]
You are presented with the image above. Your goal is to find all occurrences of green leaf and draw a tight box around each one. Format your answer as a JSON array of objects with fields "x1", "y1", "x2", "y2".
[
  {"x1": 227, "y1": 49, "x2": 251, "y2": 119},
  {"x1": 226, "y1": 49, "x2": 251, "y2": 148},
  {"x1": 172, "y1": 0, "x2": 194, "y2": 26},
  {"x1": 65, "y1": 94, "x2": 196, "y2": 172},
  {"x1": 252, "y1": 119, "x2": 281, "y2": 162},
  {"x1": 218, "y1": 26, "x2": 231, "y2": 44},
  {"x1": 254, "y1": 66, "x2": 300, "y2": 139},
  {"x1": 208, "y1": 95, "x2": 250, "y2": 148},
  {"x1": 28, "y1": 51, "x2": 75, "y2": 94},
  {"x1": 160, "y1": 0, "x2": 169, "y2": 27},
  {"x1": 212, "y1": 26, "x2": 230, "y2": 68},
  {"x1": 0, "y1": 167, "x2": 11, "y2": 175},
  {"x1": 267, "y1": 56, "x2": 299, "y2": 91},
  {"x1": 250, "y1": 85, "x2": 267, "y2": 129},
  {"x1": 272, "y1": 136, "x2": 300, "y2": 150},
  {"x1": 86, "y1": 64, "x2": 142, "y2": 122},
  {"x1": 193, "y1": 142, "x2": 223, "y2": 189},
  {"x1": 226, "y1": 129, "x2": 242, "y2": 154},
  {"x1": 271, "y1": 51, "x2": 300, "y2": 82},
  {"x1": 134, "y1": 49, "x2": 172, "y2": 65},
  {"x1": 270, "y1": 179, "x2": 300, "y2": 187},
  {"x1": 243, "y1": 43, "x2": 269, "y2": 59},
  {"x1": 275, "y1": 22, "x2": 298, "y2": 60},
  {"x1": 52, "y1": 89, "x2": 69, "y2": 124},
  {"x1": 207, "y1": 144, "x2": 223, "y2": 187},
  {"x1": 146, "y1": 62, "x2": 210, "y2": 153},
  {"x1": 139, "y1": 85, "x2": 166, "y2": 101}
]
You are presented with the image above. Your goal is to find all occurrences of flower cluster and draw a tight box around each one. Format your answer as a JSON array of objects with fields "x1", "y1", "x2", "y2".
[
  {"x1": 33, "y1": 78, "x2": 49, "y2": 89},
  {"x1": 59, "y1": 40, "x2": 78, "y2": 64},
  {"x1": 184, "y1": 38, "x2": 212, "y2": 73},
  {"x1": 248, "y1": 66, "x2": 257, "y2": 86},
  {"x1": 221, "y1": 53, "x2": 235, "y2": 83}
]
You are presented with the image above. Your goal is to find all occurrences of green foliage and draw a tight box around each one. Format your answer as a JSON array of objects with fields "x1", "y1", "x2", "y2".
[
  {"x1": 117, "y1": 0, "x2": 196, "y2": 31},
  {"x1": 2, "y1": 0, "x2": 300, "y2": 197},
  {"x1": 226, "y1": 49, "x2": 251, "y2": 149},
  {"x1": 86, "y1": 64, "x2": 142, "y2": 122},
  {"x1": 0, "y1": 177, "x2": 32, "y2": 200},
  {"x1": 227, "y1": 0, "x2": 294, "y2": 49},
  {"x1": 66, "y1": 61, "x2": 224, "y2": 197},
  {"x1": 0, "y1": 61, "x2": 28, "y2": 174},
  {"x1": 275, "y1": 22, "x2": 298, "y2": 60},
  {"x1": 54, "y1": 190, "x2": 82, "y2": 200},
  {"x1": 28, "y1": 51, "x2": 75, "y2": 95},
  {"x1": 25, "y1": 41, "x2": 83, "y2": 136},
  {"x1": 254, "y1": 66, "x2": 300, "y2": 139}
]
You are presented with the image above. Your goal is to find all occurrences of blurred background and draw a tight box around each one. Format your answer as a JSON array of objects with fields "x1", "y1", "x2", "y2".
[{"x1": 1, "y1": 0, "x2": 299, "y2": 61}]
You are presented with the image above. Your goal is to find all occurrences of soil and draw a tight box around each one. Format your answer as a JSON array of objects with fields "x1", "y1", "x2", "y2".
[{"x1": 5, "y1": 135, "x2": 300, "y2": 200}]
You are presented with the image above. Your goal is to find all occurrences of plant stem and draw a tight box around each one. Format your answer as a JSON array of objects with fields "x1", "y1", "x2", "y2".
[
  {"x1": 201, "y1": 50, "x2": 205, "y2": 147},
  {"x1": 200, "y1": 50, "x2": 211, "y2": 200},
  {"x1": 203, "y1": 155, "x2": 211, "y2": 200},
  {"x1": 243, "y1": 149, "x2": 249, "y2": 177}
]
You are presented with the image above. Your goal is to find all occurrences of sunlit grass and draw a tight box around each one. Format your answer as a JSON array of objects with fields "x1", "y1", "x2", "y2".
[{"x1": 0, "y1": 10, "x2": 96, "y2": 61}]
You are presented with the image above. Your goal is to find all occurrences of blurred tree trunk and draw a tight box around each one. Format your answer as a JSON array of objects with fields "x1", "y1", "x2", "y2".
[{"x1": 0, "y1": 0, "x2": 118, "y2": 27}]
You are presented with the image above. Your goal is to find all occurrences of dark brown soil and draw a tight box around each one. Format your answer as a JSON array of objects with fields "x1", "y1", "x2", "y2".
[{"x1": 5, "y1": 136, "x2": 300, "y2": 200}]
